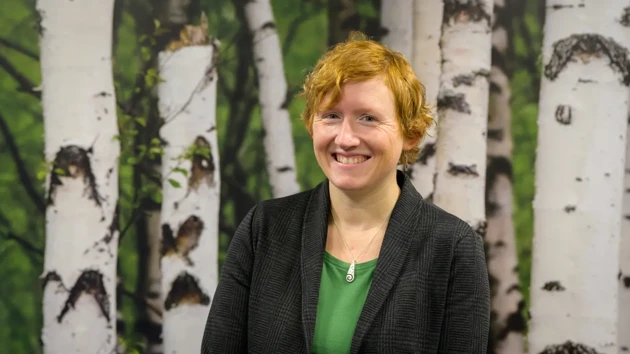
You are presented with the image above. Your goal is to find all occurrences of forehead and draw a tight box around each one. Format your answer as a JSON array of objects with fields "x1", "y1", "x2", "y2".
[{"x1": 319, "y1": 78, "x2": 395, "y2": 113}]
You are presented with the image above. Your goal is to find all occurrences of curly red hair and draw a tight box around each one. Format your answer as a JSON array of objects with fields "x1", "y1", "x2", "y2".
[{"x1": 298, "y1": 32, "x2": 434, "y2": 164}]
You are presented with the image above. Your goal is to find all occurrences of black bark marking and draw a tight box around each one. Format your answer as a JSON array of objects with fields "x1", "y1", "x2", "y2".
[
  {"x1": 576, "y1": 177, "x2": 582, "y2": 182},
  {"x1": 57, "y1": 270, "x2": 110, "y2": 323},
  {"x1": 416, "y1": 143, "x2": 436, "y2": 165},
  {"x1": 260, "y1": 21, "x2": 276, "y2": 31},
  {"x1": 487, "y1": 129, "x2": 504, "y2": 141},
  {"x1": 438, "y1": 91, "x2": 471, "y2": 114},
  {"x1": 452, "y1": 69, "x2": 490, "y2": 87},
  {"x1": 506, "y1": 283, "x2": 520, "y2": 293},
  {"x1": 46, "y1": 145, "x2": 103, "y2": 207},
  {"x1": 443, "y1": 0, "x2": 491, "y2": 25},
  {"x1": 564, "y1": 205, "x2": 576, "y2": 213},
  {"x1": 542, "y1": 281, "x2": 565, "y2": 291},
  {"x1": 448, "y1": 162, "x2": 479, "y2": 177},
  {"x1": 578, "y1": 78, "x2": 597, "y2": 84},
  {"x1": 623, "y1": 276, "x2": 630, "y2": 288},
  {"x1": 621, "y1": 345, "x2": 629, "y2": 352},
  {"x1": 620, "y1": 7, "x2": 630, "y2": 27},
  {"x1": 486, "y1": 156, "x2": 514, "y2": 215},
  {"x1": 95, "y1": 91, "x2": 112, "y2": 97},
  {"x1": 474, "y1": 221, "x2": 487, "y2": 238},
  {"x1": 104, "y1": 203, "x2": 119, "y2": 243},
  {"x1": 544, "y1": 33, "x2": 630, "y2": 85},
  {"x1": 164, "y1": 272, "x2": 210, "y2": 311},
  {"x1": 42, "y1": 271, "x2": 62, "y2": 289},
  {"x1": 35, "y1": 10, "x2": 45, "y2": 36},
  {"x1": 161, "y1": 215, "x2": 203, "y2": 266},
  {"x1": 491, "y1": 46, "x2": 508, "y2": 76},
  {"x1": 556, "y1": 105, "x2": 572, "y2": 125},
  {"x1": 188, "y1": 136, "x2": 216, "y2": 192},
  {"x1": 496, "y1": 300, "x2": 526, "y2": 341},
  {"x1": 206, "y1": 125, "x2": 216, "y2": 133},
  {"x1": 277, "y1": 166, "x2": 294, "y2": 173},
  {"x1": 539, "y1": 340, "x2": 602, "y2": 354}
]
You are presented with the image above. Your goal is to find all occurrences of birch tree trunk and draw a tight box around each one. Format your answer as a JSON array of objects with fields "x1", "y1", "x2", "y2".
[
  {"x1": 137, "y1": 2, "x2": 196, "y2": 353},
  {"x1": 409, "y1": 0, "x2": 443, "y2": 200},
  {"x1": 158, "y1": 17, "x2": 220, "y2": 353},
  {"x1": 529, "y1": 1, "x2": 630, "y2": 352},
  {"x1": 432, "y1": 0, "x2": 493, "y2": 237},
  {"x1": 620, "y1": 119, "x2": 630, "y2": 353},
  {"x1": 38, "y1": 0, "x2": 120, "y2": 353},
  {"x1": 485, "y1": 1, "x2": 525, "y2": 352},
  {"x1": 241, "y1": 0, "x2": 300, "y2": 198},
  {"x1": 380, "y1": 0, "x2": 413, "y2": 60}
]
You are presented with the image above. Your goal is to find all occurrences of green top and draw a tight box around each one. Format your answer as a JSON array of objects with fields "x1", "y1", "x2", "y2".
[{"x1": 312, "y1": 252, "x2": 378, "y2": 354}]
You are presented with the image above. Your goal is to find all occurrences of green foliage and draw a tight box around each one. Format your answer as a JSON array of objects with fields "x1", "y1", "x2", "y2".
[{"x1": 0, "y1": 0, "x2": 542, "y2": 351}]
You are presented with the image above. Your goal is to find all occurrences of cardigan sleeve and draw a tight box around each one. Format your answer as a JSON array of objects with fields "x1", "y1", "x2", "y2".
[
  {"x1": 437, "y1": 227, "x2": 491, "y2": 353},
  {"x1": 201, "y1": 206, "x2": 258, "y2": 354}
]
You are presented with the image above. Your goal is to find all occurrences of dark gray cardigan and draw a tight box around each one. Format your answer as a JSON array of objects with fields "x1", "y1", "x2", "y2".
[{"x1": 202, "y1": 171, "x2": 490, "y2": 353}]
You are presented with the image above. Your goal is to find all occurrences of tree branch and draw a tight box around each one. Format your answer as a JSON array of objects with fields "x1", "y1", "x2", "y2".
[
  {"x1": 0, "y1": 112, "x2": 46, "y2": 212},
  {"x1": 0, "y1": 36, "x2": 39, "y2": 60},
  {"x1": 121, "y1": 287, "x2": 163, "y2": 317},
  {"x1": 0, "y1": 230, "x2": 44, "y2": 257},
  {"x1": 0, "y1": 53, "x2": 40, "y2": 99}
]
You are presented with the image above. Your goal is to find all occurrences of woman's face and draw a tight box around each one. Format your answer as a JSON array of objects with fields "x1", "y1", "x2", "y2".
[{"x1": 311, "y1": 77, "x2": 415, "y2": 193}]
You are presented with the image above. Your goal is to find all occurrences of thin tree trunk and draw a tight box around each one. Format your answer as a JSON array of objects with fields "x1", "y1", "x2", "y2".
[
  {"x1": 39, "y1": 0, "x2": 120, "y2": 352},
  {"x1": 620, "y1": 118, "x2": 630, "y2": 353},
  {"x1": 409, "y1": 0, "x2": 443, "y2": 200},
  {"x1": 432, "y1": 0, "x2": 493, "y2": 237},
  {"x1": 328, "y1": 0, "x2": 360, "y2": 47},
  {"x1": 239, "y1": 0, "x2": 300, "y2": 198},
  {"x1": 485, "y1": 0, "x2": 525, "y2": 352},
  {"x1": 158, "y1": 15, "x2": 220, "y2": 353},
  {"x1": 528, "y1": 1, "x2": 630, "y2": 352},
  {"x1": 380, "y1": 0, "x2": 413, "y2": 60}
]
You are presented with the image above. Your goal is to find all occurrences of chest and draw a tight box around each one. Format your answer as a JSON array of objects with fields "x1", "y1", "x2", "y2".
[{"x1": 246, "y1": 235, "x2": 449, "y2": 354}]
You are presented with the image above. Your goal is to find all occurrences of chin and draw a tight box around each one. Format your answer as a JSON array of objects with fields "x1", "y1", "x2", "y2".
[{"x1": 328, "y1": 174, "x2": 371, "y2": 192}]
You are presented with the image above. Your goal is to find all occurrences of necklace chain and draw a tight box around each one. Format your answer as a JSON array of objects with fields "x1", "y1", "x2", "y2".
[{"x1": 330, "y1": 208, "x2": 391, "y2": 283}]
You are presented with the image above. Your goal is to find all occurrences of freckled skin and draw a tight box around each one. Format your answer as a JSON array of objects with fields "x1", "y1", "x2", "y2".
[{"x1": 311, "y1": 77, "x2": 417, "y2": 195}]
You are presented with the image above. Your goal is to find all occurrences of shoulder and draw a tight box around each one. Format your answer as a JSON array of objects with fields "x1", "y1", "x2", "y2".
[
  {"x1": 414, "y1": 197, "x2": 480, "y2": 246},
  {"x1": 246, "y1": 183, "x2": 322, "y2": 235}
]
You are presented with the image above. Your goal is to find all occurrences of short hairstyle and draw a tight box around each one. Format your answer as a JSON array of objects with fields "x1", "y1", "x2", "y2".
[{"x1": 298, "y1": 32, "x2": 434, "y2": 164}]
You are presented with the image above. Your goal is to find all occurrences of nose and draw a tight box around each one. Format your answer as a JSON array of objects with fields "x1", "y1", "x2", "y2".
[{"x1": 334, "y1": 118, "x2": 360, "y2": 149}]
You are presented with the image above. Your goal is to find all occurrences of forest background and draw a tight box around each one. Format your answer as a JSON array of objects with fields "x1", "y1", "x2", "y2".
[{"x1": 0, "y1": 0, "x2": 542, "y2": 352}]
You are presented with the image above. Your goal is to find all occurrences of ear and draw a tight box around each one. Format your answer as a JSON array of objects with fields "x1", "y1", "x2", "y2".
[{"x1": 402, "y1": 135, "x2": 421, "y2": 151}]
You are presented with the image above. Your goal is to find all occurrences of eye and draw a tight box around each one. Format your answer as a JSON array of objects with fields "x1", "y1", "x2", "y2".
[
  {"x1": 361, "y1": 115, "x2": 376, "y2": 122},
  {"x1": 322, "y1": 113, "x2": 340, "y2": 119}
]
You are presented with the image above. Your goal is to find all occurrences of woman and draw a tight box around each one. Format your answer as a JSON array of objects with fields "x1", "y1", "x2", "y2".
[{"x1": 202, "y1": 32, "x2": 490, "y2": 353}]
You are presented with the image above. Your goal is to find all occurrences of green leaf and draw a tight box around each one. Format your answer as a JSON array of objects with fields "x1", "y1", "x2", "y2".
[
  {"x1": 168, "y1": 178, "x2": 181, "y2": 188},
  {"x1": 127, "y1": 156, "x2": 138, "y2": 165},
  {"x1": 135, "y1": 117, "x2": 146, "y2": 127},
  {"x1": 37, "y1": 170, "x2": 47, "y2": 181},
  {"x1": 54, "y1": 168, "x2": 65, "y2": 176},
  {"x1": 173, "y1": 167, "x2": 188, "y2": 177}
]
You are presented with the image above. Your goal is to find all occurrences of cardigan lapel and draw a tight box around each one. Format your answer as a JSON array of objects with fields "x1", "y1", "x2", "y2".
[
  {"x1": 349, "y1": 171, "x2": 423, "y2": 354},
  {"x1": 300, "y1": 180, "x2": 330, "y2": 354}
]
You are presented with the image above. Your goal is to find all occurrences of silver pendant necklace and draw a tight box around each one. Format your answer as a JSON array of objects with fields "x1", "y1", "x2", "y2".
[{"x1": 330, "y1": 208, "x2": 391, "y2": 283}]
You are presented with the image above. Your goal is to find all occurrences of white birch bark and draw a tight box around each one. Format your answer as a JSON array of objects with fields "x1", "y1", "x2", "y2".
[
  {"x1": 145, "y1": 210, "x2": 164, "y2": 354},
  {"x1": 432, "y1": 0, "x2": 493, "y2": 236},
  {"x1": 39, "y1": 0, "x2": 120, "y2": 353},
  {"x1": 620, "y1": 119, "x2": 630, "y2": 354},
  {"x1": 243, "y1": 0, "x2": 300, "y2": 198},
  {"x1": 158, "y1": 42, "x2": 220, "y2": 354},
  {"x1": 409, "y1": 0, "x2": 443, "y2": 200},
  {"x1": 529, "y1": 1, "x2": 630, "y2": 352},
  {"x1": 485, "y1": 1, "x2": 524, "y2": 352},
  {"x1": 381, "y1": 0, "x2": 413, "y2": 60}
]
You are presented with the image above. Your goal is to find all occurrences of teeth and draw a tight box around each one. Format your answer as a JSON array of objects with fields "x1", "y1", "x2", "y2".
[{"x1": 335, "y1": 155, "x2": 366, "y2": 164}]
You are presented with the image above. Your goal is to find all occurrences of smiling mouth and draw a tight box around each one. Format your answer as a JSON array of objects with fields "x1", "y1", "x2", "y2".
[{"x1": 333, "y1": 154, "x2": 369, "y2": 165}]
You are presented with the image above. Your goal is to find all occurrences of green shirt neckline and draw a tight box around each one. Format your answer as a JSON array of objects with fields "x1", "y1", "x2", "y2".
[{"x1": 312, "y1": 251, "x2": 378, "y2": 354}]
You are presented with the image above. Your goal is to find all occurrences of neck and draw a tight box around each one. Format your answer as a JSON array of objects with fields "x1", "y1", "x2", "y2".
[{"x1": 328, "y1": 171, "x2": 400, "y2": 231}]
